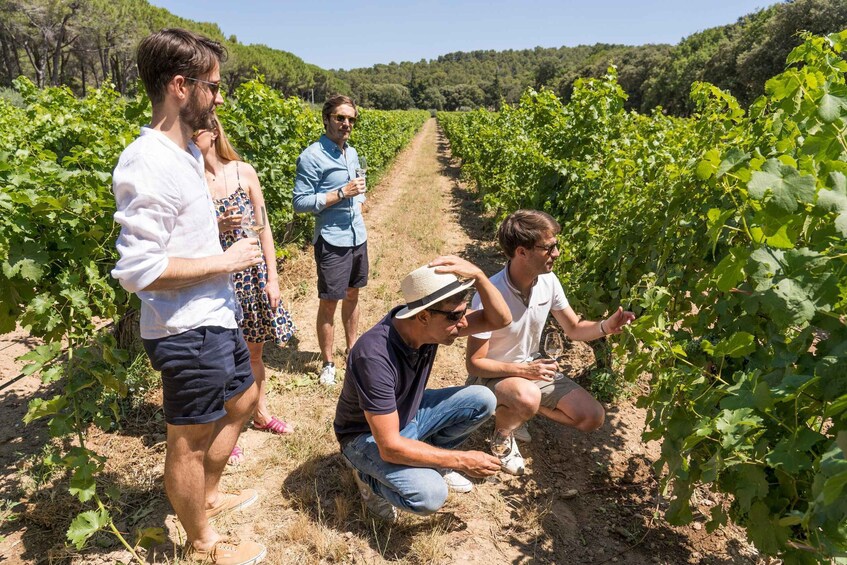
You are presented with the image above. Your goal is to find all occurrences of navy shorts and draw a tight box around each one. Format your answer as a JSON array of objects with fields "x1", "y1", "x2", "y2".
[
  {"x1": 314, "y1": 236, "x2": 369, "y2": 301},
  {"x1": 142, "y1": 326, "x2": 254, "y2": 425}
]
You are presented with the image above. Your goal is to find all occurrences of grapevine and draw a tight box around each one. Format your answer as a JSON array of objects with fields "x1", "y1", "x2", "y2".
[{"x1": 439, "y1": 31, "x2": 847, "y2": 563}]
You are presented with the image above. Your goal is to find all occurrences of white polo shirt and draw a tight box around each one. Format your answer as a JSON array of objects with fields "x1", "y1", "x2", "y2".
[
  {"x1": 111, "y1": 127, "x2": 238, "y2": 339},
  {"x1": 471, "y1": 264, "x2": 569, "y2": 366}
]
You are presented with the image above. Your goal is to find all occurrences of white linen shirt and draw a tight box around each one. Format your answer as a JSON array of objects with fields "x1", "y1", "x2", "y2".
[
  {"x1": 470, "y1": 265, "x2": 569, "y2": 365},
  {"x1": 111, "y1": 127, "x2": 238, "y2": 339}
]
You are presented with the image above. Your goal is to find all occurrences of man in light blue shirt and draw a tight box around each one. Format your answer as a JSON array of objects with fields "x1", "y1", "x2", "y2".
[{"x1": 293, "y1": 95, "x2": 368, "y2": 385}]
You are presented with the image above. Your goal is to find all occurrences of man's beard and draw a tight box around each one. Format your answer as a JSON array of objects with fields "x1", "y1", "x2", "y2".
[{"x1": 180, "y1": 90, "x2": 214, "y2": 132}]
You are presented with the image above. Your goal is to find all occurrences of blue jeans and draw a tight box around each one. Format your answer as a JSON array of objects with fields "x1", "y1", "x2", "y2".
[{"x1": 341, "y1": 385, "x2": 496, "y2": 515}]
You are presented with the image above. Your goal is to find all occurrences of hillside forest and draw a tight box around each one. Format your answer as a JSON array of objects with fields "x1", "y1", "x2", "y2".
[{"x1": 2, "y1": 0, "x2": 847, "y2": 115}]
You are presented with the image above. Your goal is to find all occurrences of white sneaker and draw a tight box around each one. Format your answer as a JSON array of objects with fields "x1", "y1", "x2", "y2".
[
  {"x1": 513, "y1": 423, "x2": 532, "y2": 443},
  {"x1": 350, "y1": 469, "x2": 398, "y2": 523},
  {"x1": 497, "y1": 436, "x2": 526, "y2": 476},
  {"x1": 440, "y1": 469, "x2": 473, "y2": 493},
  {"x1": 318, "y1": 363, "x2": 336, "y2": 385}
]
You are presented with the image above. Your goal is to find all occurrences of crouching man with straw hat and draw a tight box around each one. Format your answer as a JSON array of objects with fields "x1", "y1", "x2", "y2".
[{"x1": 333, "y1": 255, "x2": 512, "y2": 522}]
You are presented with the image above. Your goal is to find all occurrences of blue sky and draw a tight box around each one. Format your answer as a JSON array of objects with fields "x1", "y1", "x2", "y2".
[{"x1": 149, "y1": 0, "x2": 774, "y2": 70}]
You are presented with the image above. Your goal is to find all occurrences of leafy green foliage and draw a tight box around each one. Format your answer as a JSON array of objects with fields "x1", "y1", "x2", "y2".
[{"x1": 440, "y1": 31, "x2": 847, "y2": 562}]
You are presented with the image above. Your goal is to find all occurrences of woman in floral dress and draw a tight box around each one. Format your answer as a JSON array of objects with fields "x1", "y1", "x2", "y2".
[{"x1": 193, "y1": 116, "x2": 297, "y2": 465}]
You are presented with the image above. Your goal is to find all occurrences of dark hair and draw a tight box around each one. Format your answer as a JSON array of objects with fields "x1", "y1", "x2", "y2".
[
  {"x1": 136, "y1": 28, "x2": 226, "y2": 105},
  {"x1": 429, "y1": 289, "x2": 470, "y2": 312},
  {"x1": 497, "y1": 209, "x2": 561, "y2": 258},
  {"x1": 322, "y1": 94, "x2": 357, "y2": 124}
]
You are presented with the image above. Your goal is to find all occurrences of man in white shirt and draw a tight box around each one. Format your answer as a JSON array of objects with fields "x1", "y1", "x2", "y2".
[
  {"x1": 111, "y1": 29, "x2": 266, "y2": 564},
  {"x1": 465, "y1": 210, "x2": 634, "y2": 475}
]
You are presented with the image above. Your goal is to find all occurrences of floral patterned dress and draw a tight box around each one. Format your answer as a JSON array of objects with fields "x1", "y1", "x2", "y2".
[{"x1": 213, "y1": 163, "x2": 296, "y2": 346}]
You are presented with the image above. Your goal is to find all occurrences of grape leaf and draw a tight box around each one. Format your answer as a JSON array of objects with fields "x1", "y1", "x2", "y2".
[
  {"x1": 67, "y1": 509, "x2": 110, "y2": 549},
  {"x1": 748, "y1": 159, "x2": 816, "y2": 214}
]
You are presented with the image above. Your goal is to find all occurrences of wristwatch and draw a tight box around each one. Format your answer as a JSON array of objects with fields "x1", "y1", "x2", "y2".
[{"x1": 336, "y1": 187, "x2": 345, "y2": 199}]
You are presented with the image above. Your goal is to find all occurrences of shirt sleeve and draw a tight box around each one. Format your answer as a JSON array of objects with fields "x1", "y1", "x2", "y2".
[
  {"x1": 292, "y1": 151, "x2": 328, "y2": 214},
  {"x1": 110, "y1": 152, "x2": 179, "y2": 293},
  {"x1": 552, "y1": 275, "x2": 570, "y2": 311},
  {"x1": 350, "y1": 352, "x2": 399, "y2": 415}
]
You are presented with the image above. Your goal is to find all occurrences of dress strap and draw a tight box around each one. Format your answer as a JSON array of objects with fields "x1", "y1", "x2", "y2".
[{"x1": 235, "y1": 161, "x2": 243, "y2": 189}]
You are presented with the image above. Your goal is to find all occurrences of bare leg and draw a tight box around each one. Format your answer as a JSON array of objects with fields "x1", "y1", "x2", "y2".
[
  {"x1": 492, "y1": 378, "x2": 542, "y2": 432},
  {"x1": 317, "y1": 298, "x2": 339, "y2": 363},
  {"x1": 341, "y1": 287, "x2": 360, "y2": 352},
  {"x1": 246, "y1": 341, "x2": 272, "y2": 425},
  {"x1": 164, "y1": 422, "x2": 219, "y2": 551},
  {"x1": 204, "y1": 383, "x2": 259, "y2": 507},
  {"x1": 537, "y1": 388, "x2": 605, "y2": 432}
]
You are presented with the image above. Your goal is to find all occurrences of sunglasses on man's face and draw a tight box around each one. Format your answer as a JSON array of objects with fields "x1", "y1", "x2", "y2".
[
  {"x1": 331, "y1": 114, "x2": 357, "y2": 125},
  {"x1": 427, "y1": 306, "x2": 468, "y2": 322},
  {"x1": 186, "y1": 77, "x2": 221, "y2": 97},
  {"x1": 534, "y1": 241, "x2": 559, "y2": 255}
]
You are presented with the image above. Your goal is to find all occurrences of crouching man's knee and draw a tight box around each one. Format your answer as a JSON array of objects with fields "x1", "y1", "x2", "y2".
[
  {"x1": 576, "y1": 401, "x2": 605, "y2": 432},
  {"x1": 404, "y1": 479, "x2": 449, "y2": 516},
  {"x1": 467, "y1": 385, "x2": 497, "y2": 420}
]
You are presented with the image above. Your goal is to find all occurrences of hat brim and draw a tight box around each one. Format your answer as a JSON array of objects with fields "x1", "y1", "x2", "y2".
[{"x1": 394, "y1": 279, "x2": 476, "y2": 320}]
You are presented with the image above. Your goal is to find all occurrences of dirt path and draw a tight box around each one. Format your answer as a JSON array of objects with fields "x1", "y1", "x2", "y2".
[{"x1": 0, "y1": 118, "x2": 762, "y2": 564}]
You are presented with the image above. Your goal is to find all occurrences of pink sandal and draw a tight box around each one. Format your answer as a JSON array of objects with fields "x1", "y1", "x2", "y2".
[
  {"x1": 228, "y1": 445, "x2": 245, "y2": 466},
  {"x1": 253, "y1": 416, "x2": 294, "y2": 435}
]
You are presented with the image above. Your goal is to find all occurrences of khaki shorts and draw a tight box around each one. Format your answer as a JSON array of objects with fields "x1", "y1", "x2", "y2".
[{"x1": 465, "y1": 373, "x2": 583, "y2": 410}]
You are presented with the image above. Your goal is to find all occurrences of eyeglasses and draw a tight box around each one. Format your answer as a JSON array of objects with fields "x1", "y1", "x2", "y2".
[
  {"x1": 186, "y1": 77, "x2": 221, "y2": 96},
  {"x1": 534, "y1": 242, "x2": 559, "y2": 255},
  {"x1": 331, "y1": 114, "x2": 357, "y2": 125},
  {"x1": 426, "y1": 306, "x2": 468, "y2": 322}
]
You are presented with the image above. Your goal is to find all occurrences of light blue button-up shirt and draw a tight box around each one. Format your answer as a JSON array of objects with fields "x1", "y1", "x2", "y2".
[{"x1": 293, "y1": 134, "x2": 367, "y2": 247}]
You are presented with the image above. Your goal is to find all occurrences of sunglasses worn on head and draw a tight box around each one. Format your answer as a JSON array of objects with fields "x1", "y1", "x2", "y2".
[
  {"x1": 186, "y1": 76, "x2": 221, "y2": 96},
  {"x1": 331, "y1": 114, "x2": 357, "y2": 125},
  {"x1": 427, "y1": 306, "x2": 468, "y2": 322}
]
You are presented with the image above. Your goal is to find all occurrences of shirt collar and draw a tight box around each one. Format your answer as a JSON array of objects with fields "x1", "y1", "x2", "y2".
[
  {"x1": 319, "y1": 133, "x2": 346, "y2": 155},
  {"x1": 140, "y1": 126, "x2": 203, "y2": 167},
  {"x1": 504, "y1": 261, "x2": 538, "y2": 306},
  {"x1": 387, "y1": 306, "x2": 414, "y2": 353}
]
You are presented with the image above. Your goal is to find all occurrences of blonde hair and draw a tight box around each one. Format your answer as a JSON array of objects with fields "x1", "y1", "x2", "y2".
[{"x1": 212, "y1": 115, "x2": 241, "y2": 161}]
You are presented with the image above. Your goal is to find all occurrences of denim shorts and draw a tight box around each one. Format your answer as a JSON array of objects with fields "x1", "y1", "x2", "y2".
[
  {"x1": 142, "y1": 326, "x2": 254, "y2": 425},
  {"x1": 314, "y1": 236, "x2": 369, "y2": 300}
]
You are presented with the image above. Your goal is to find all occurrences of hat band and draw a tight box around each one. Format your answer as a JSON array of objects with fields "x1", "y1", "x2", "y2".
[{"x1": 405, "y1": 280, "x2": 466, "y2": 311}]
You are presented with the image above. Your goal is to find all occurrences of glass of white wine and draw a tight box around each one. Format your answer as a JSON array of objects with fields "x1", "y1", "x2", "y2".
[
  {"x1": 543, "y1": 331, "x2": 565, "y2": 381},
  {"x1": 241, "y1": 203, "x2": 266, "y2": 240}
]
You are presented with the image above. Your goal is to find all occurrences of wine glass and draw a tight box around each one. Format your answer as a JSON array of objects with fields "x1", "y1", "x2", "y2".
[
  {"x1": 355, "y1": 154, "x2": 367, "y2": 192},
  {"x1": 240, "y1": 202, "x2": 265, "y2": 240},
  {"x1": 355, "y1": 154, "x2": 367, "y2": 179},
  {"x1": 490, "y1": 429, "x2": 512, "y2": 458},
  {"x1": 543, "y1": 331, "x2": 565, "y2": 381}
]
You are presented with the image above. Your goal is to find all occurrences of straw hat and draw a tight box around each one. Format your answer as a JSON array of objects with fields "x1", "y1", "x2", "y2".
[{"x1": 394, "y1": 264, "x2": 475, "y2": 319}]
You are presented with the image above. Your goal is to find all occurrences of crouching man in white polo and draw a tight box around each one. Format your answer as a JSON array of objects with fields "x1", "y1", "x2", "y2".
[{"x1": 466, "y1": 210, "x2": 635, "y2": 475}]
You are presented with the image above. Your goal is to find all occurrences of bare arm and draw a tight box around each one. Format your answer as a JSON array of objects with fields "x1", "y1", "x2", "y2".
[
  {"x1": 552, "y1": 306, "x2": 635, "y2": 342},
  {"x1": 364, "y1": 410, "x2": 500, "y2": 478},
  {"x1": 428, "y1": 255, "x2": 511, "y2": 336},
  {"x1": 465, "y1": 336, "x2": 558, "y2": 381},
  {"x1": 144, "y1": 237, "x2": 261, "y2": 291}
]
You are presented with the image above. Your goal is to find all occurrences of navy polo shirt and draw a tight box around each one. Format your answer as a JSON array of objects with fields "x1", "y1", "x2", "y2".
[{"x1": 333, "y1": 306, "x2": 438, "y2": 445}]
